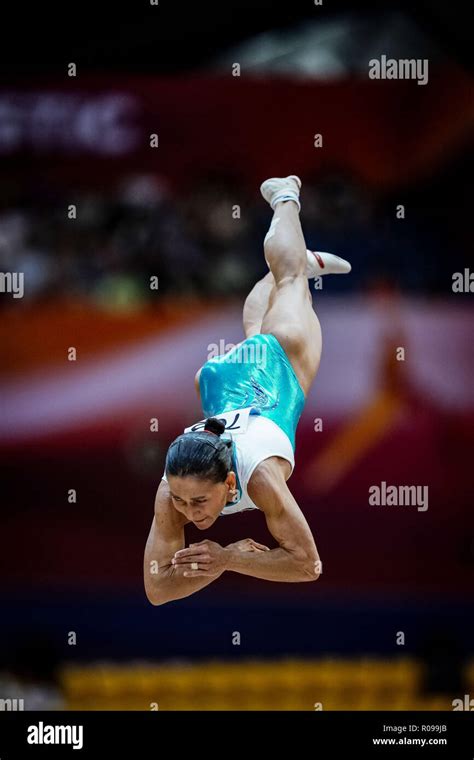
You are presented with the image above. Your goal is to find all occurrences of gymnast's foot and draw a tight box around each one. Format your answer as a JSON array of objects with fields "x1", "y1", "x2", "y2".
[
  {"x1": 260, "y1": 175, "x2": 351, "y2": 276},
  {"x1": 260, "y1": 175, "x2": 302, "y2": 212},
  {"x1": 305, "y1": 249, "x2": 351, "y2": 277}
]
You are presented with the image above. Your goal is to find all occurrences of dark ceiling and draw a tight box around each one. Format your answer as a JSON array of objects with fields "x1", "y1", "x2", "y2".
[{"x1": 0, "y1": 0, "x2": 471, "y2": 77}]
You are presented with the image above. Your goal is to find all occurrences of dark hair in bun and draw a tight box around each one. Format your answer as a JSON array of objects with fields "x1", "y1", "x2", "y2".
[
  {"x1": 204, "y1": 417, "x2": 226, "y2": 436},
  {"x1": 165, "y1": 417, "x2": 232, "y2": 483}
]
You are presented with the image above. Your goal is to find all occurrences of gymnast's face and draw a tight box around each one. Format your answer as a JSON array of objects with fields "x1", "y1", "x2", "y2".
[{"x1": 168, "y1": 473, "x2": 236, "y2": 529}]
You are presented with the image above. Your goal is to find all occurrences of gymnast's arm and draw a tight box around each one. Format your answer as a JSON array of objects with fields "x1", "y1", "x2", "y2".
[
  {"x1": 224, "y1": 457, "x2": 321, "y2": 582},
  {"x1": 143, "y1": 479, "x2": 223, "y2": 606}
]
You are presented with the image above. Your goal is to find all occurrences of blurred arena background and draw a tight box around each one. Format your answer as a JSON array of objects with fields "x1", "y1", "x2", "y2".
[{"x1": 1, "y1": 1, "x2": 473, "y2": 711}]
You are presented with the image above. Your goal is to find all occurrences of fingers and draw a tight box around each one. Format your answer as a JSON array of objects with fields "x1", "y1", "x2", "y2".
[
  {"x1": 172, "y1": 553, "x2": 212, "y2": 566},
  {"x1": 252, "y1": 542, "x2": 270, "y2": 551},
  {"x1": 172, "y1": 542, "x2": 215, "y2": 566},
  {"x1": 174, "y1": 545, "x2": 209, "y2": 558},
  {"x1": 245, "y1": 539, "x2": 270, "y2": 551}
]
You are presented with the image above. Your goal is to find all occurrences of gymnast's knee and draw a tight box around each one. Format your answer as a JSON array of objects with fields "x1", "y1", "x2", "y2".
[
  {"x1": 272, "y1": 272, "x2": 307, "y2": 291},
  {"x1": 264, "y1": 245, "x2": 305, "y2": 281}
]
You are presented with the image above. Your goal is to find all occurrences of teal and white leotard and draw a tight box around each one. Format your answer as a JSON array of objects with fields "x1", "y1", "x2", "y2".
[
  {"x1": 163, "y1": 333, "x2": 306, "y2": 516},
  {"x1": 199, "y1": 333, "x2": 305, "y2": 450}
]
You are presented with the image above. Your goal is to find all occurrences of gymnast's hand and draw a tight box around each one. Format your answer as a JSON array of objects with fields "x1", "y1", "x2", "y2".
[
  {"x1": 172, "y1": 540, "x2": 229, "y2": 577},
  {"x1": 226, "y1": 538, "x2": 270, "y2": 553}
]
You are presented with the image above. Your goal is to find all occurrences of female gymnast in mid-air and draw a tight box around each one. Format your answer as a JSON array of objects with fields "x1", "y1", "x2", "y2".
[{"x1": 144, "y1": 175, "x2": 350, "y2": 605}]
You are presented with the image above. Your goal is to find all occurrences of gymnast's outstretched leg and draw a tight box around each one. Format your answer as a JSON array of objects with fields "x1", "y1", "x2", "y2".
[
  {"x1": 196, "y1": 177, "x2": 350, "y2": 397},
  {"x1": 244, "y1": 175, "x2": 350, "y2": 395}
]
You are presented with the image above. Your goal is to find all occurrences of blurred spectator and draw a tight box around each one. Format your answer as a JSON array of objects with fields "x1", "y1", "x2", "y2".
[{"x1": 0, "y1": 160, "x2": 469, "y2": 309}]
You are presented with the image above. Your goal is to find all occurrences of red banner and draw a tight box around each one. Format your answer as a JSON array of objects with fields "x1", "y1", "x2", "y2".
[{"x1": 1, "y1": 66, "x2": 472, "y2": 190}]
